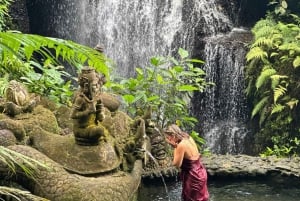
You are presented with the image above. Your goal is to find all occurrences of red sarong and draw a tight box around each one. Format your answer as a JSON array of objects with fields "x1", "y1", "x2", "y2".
[{"x1": 180, "y1": 157, "x2": 209, "y2": 201}]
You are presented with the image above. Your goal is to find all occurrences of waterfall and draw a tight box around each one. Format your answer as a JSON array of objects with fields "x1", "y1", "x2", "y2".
[
  {"x1": 28, "y1": 0, "x2": 255, "y2": 154},
  {"x1": 196, "y1": 29, "x2": 253, "y2": 154}
]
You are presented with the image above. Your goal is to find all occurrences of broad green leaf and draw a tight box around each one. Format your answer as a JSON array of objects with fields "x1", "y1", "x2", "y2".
[
  {"x1": 122, "y1": 94, "x2": 135, "y2": 104},
  {"x1": 178, "y1": 48, "x2": 188, "y2": 59},
  {"x1": 186, "y1": 59, "x2": 205, "y2": 64},
  {"x1": 177, "y1": 85, "x2": 198, "y2": 91},
  {"x1": 156, "y1": 74, "x2": 164, "y2": 84},
  {"x1": 150, "y1": 57, "x2": 159, "y2": 66},
  {"x1": 136, "y1": 68, "x2": 144, "y2": 76},
  {"x1": 281, "y1": 0, "x2": 287, "y2": 9}
]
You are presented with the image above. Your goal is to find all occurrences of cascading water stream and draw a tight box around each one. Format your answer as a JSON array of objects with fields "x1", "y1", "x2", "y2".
[
  {"x1": 28, "y1": 0, "x2": 254, "y2": 154},
  {"x1": 196, "y1": 29, "x2": 253, "y2": 154}
]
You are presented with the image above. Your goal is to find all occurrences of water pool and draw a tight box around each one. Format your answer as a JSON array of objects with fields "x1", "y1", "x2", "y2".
[{"x1": 138, "y1": 178, "x2": 300, "y2": 201}]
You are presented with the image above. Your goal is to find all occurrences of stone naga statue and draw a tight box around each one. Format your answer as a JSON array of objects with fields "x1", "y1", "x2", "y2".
[{"x1": 70, "y1": 66, "x2": 107, "y2": 145}]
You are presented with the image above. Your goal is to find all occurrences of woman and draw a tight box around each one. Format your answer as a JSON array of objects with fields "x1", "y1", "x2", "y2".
[{"x1": 165, "y1": 124, "x2": 209, "y2": 201}]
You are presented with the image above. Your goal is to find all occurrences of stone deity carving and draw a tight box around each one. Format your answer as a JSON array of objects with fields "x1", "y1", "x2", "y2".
[{"x1": 70, "y1": 66, "x2": 106, "y2": 145}]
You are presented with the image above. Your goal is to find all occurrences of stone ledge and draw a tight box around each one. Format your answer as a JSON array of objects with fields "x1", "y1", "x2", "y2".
[{"x1": 202, "y1": 154, "x2": 300, "y2": 179}]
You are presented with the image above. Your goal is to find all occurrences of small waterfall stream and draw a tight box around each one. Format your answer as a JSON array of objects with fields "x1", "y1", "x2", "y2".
[
  {"x1": 28, "y1": 0, "x2": 257, "y2": 154},
  {"x1": 195, "y1": 29, "x2": 253, "y2": 154}
]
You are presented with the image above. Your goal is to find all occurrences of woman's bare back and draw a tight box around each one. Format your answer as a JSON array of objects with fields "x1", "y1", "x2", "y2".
[{"x1": 182, "y1": 137, "x2": 200, "y2": 160}]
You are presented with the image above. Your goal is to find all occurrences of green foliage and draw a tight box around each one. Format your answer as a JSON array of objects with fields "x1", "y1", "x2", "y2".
[
  {"x1": 20, "y1": 62, "x2": 74, "y2": 105},
  {"x1": 260, "y1": 136, "x2": 300, "y2": 157},
  {"x1": 0, "y1": 146, "x2": 50, "y2": 200},
  {"x1": 246, "y1": 1, "x2": 300, "y2": 157},
  {"x1": 255, "y1": 68, "x2": 277, "y2": 89},
  {"x1": 0, "y1": 0, "x2": 13, "y2": 31},
  {"x1": 109, "y1": 48, "x2": 212, "y2": 130},
  {"x1": 190, "y1": 130, "x2": 206, "y2": 150},
  {"x1": 272, "y1": 0, "x2": 288, "y2": 15},
  {"x1": 0, "y1": 146, "x2": 49, "y2": 177},
  {"x1": 0, "y1": 186, "x2": 50, "y2": 201},
  {"x1": 0, "y1": 31, "x2": 109, "y2": 104}
]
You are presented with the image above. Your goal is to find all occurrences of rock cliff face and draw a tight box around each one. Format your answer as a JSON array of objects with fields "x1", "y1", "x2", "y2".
[{"x1": 9, "y1": 0, "x2": 30, "y2": 33}]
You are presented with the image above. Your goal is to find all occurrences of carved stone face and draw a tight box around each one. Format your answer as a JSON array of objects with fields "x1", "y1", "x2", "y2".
[
  {"x1": 5, "y1": 80, "x2": 29, "y2": 106},
  {"x1": 78, "y1": 66, "x2": 103, "y2": 98}
]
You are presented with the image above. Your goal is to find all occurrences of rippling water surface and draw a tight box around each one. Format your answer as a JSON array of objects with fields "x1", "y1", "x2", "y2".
[{"x1": 138, "y1": 178, "x2": 300, "y2": 201}]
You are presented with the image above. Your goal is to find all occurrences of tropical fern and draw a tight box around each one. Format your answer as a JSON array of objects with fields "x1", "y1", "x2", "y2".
[
  {"x1": 0, "y1": 0, "x2": 13, "y2": 31},
  {"x1": 271, "y1": 103, "x2": 285, "y2": 114},
  {"x1": 258, "y1": 106, "x2": 268, "y2": 127},
  {"x1": 246, "y1": 46, "x2": 268, "y2": 62},
  {"x1": 251, "y1": 96, "x2": 269, "y2": 118},
  {"x1": 286, "y1": 98, "x2": 298, "y2": 109},
  {"x1": 255, "y1": 68, "x2": 277, "y2": 89},
  {"x1": 251, "y1": 37, "x2": 274, "y2": 48},
  {"x1": 270, "y1": 74, "x2": 288, "y2": 89},
  {"x1": 0, "y1": 31, "x2": 109, "y2": 77},
  {"x1": 273, "y1": 84, "x2": 287, "y2": 103},
  {"x1": 293, "y1": 56, "x2": 300, "y2": 68},
  {"x1": 252, "y1": 19, "x2": 276, "y2": 38}
]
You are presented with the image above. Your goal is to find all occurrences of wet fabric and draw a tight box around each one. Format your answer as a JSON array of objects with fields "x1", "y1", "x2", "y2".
[{"x1": 180, "y1": 157, "x2": 209, "y2": 201}]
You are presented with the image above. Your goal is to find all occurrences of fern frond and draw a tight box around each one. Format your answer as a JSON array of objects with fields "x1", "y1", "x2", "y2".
[
  {"x1": 270, "y1": 52, "x2": 279, "y2": 58},
  {"x1": 252, "y1": 19, "x2": 276, "y2": 38},
  {"x1": 271, "y1": 33, "x2": 283, "y2": 47},
  {"x1": 270, "y1": 74, "x2": 288, "y2": 89},
  {"x1": 286, "y1": 98, "x2": 299, "y2": 109},
  {"x1": 251, "y1": 96, "x2": 269, "y2": 118},
  {"x1": 256, "y1": 68, "x2": 277, "y2": 89},
  {"x1": 246, "y1": 47, "x2": 268, "y2": 62},
  {"x1": 259, "y1": 106, "x2": 268, "y2": 127},
  {"x1": 0, "y1": 32, "x2": 109, "y2": 76},
  {"x1": 273, "y1": 85, "x2": 287, "y2": 103},
  {"x1": 293, "y1": 56, "x2": 300, "y2": 68},
  {"x1": 278, "y1": 43, "x2": 300, "y2": 53},
  {"x1": 251, "y1": 37, "x2": 273, "y2": 48},
  {"x1": 271, "y1": 104, "x2": 285, "y2": 114}
]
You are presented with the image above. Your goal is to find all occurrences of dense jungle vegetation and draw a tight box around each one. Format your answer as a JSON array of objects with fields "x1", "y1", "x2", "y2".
[
  {"x1": 0, "y1": 1, "x2": 300, "y2": 189},
  {"x1": 0, "y1": 1, "x2": 211, "y2": 197},
  {"x1": 0, "y1": 0, "x2": 299, "y2": 198},
  {"x1": 246, "y1": 0, "x2": 300, "y2": 156}
]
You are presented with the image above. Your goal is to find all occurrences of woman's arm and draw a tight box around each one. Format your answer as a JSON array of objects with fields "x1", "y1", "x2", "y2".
[{"x1": 172, "y1": 143, "x2": 185, "y2": 168}]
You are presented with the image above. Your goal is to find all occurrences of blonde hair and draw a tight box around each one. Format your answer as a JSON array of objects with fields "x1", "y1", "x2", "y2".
[{"x1": 165, "y1": 124, "x2": 189, "y2": 139}]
